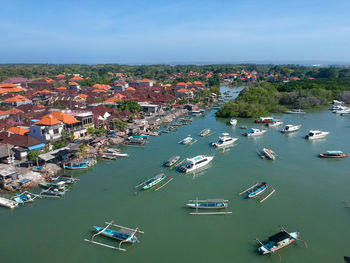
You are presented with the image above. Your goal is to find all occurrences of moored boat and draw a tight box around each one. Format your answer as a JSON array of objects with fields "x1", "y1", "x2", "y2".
[
  {"x1": 178, "y1": 135, "x2": 196, "y2": 145},
  {"x1": 262, "y1": 148, "x2": 277, "y2": 160},
  {"x1": 319, "y1": 150, "x2": 348, "y2": 158},
  {"x1": 179, "y1": 155, "x2": 214, "y2": 173},
  {"x1": 280, "y1": 124, "x2": 301, "y2": 133},
  {"x1": 39, "y1": 181, "x2": 66, "y2": 190},
  {"x1": 212, "y1": 133, "x2": 238, "y2": 148},
  {"x1": 255, "y1": 117, "x2": 274, "y2": 123},
  {"x1": 199, "y1": 128, "x2": 211, "y2": 137},
  {"x1": 266, "y1": 120, "x2": 283, "y2": 127},
  {"x1": 247, "y1": 182, "x2": 268, "y2": 198},
  {"x1": 64, "y1": 159, "x2": 96, "y2": 169},
  {"x1": 164, "y1": 156, "x2": 180, "y2": 167},
  {"x1": 141, "y1": 173, "x2": 167, "y2": 190},
  {"x1": 229, "y1": 118, "x2": 237, "y2": 125},
  {"x1": 186, "y1": 199, "x2": 228, "y2": 209},
  {"x1": 304, "y1": 130, "x2": 329, "y2": 140},
  {"x1": 244, "y1": 128, "x2": 267, "y2": 137},
  {"x1": 93, "y1": 226, "x2": 138, "y2": 243},
  {"x1": 0, "y1": 196, "x2": 18, "y2": 209},
  {"x1": 285, "y1": 109, "x2": 306, "y2": 114}
]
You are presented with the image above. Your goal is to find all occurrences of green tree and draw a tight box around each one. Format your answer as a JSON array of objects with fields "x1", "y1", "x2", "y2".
[
  {"x1": 27, "y1": 151, "x2": 41, "y2": 161},
  {"x1": 112, "y1": 119, "x2": 128, "y2": 130}
]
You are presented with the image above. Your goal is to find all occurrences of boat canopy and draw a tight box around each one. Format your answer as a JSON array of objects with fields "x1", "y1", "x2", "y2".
[
  {"x1": 326, "y1": 150, "x2": 343, "y2": 154},
  {"x1": 268, "y1": 231, "x2": 290, "y2": 243}
]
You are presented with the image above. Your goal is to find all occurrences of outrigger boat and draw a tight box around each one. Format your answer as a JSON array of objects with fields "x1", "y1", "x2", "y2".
[
  {"x1": 319, "y1": 150, "x2": 348, "y2": 158},
  {"x1": 239, "y1": 182, "x2": 275, "y2": 203},
  {"x1": 50, "y1": 175, "x2": 79, "y2": 184},
  {"x1": 164, "y1": 156, "x2": 180, "y2": 167},
  {"x1": 178, "y1": 135, "x2": 197, "y2": 145},
  {"x1": 199, "y1": 128, "x2": 213, "y2": 137},
  {"x1": 136, "y1": 173, "x2": 173, "y2": 191},
  {"x1": 256, "y1": 225, "x2": 307, "y2": 260},
  {"x1": 12, "y1": 191, "x2": 41, "y2": 204},
  {"x1": 84, "y1": 221, "x2": 144, "y2": 251},
  {"x1": 39, "y1": 181, "x2": 66, "y2": 190},
  {"x1": 40, "y1": 188, "x2": 65, "y2": 197},
  {"x1": 64, "y1": 159, "x2": 96, "y2": 169},
  {"x1": 186, "y1": 198, "x2": 232, "y2": 215}
]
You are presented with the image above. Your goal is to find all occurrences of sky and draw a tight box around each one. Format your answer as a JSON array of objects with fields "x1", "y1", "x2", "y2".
[{"x1": 0, "y1": 0, "x2": 350, "y2": 64}]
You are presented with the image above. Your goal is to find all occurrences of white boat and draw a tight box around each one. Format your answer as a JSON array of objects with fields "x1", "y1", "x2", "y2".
[
  {"x1": 114, "y1": 153, "x2": 129, "y2": 157},
  {"x1": 266, "y1": 120, "x2": 283, "y2": 127},
  {"x1": 0, "y1": 197, "x2": 18, "y2": 209},
  {"x1": 305, "y1": 130, "x2": 329, "y2": 140},
  {"x1": 229, "y1": 118, "x2": 237, "y2": 125},
  {"x1": 199, "y1": 128, "x2": 211, "y2": 137},
  {"x1": 285, "y1": 109, "x2": 306, "y2": 114},
  {"x1": 178, "y1": 135, "x2": 195, "y2": 145},
  {"x1": 212, "y1": 133, "x2": 238, "y2": 148},
  {"x1": 244, "y1": 128, "x2": 267, "y2": 137},
  {"x1": 179, "y1": 155, "x2": 214, "y2": 173},
  {"x1": 280, "y1": 124, "x2": 302, "y2": 133},
  {"x1": 262, "y1": 148, "x2": 277, "y2": 160}
]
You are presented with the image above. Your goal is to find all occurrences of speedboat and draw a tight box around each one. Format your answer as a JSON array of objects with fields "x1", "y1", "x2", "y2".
[
  {"x1": 244, "y1": 128, "x2": 267, "y2": 137},
  {"x1": 304, "y1": 130, "x2": 329, "y2": 140},
  {"x1": 212, "y1": 133, "x2": 238, "y2": 148},
  {"x1": 255, "y1": 117, "x2": 274, "y2": 123},
  {"x1": 281, "y1": 124, "x2": 301, "y2": 133},
  {"x1": 266, "y1": 120, "x2": 283, "y2": 127},
  {"x1": 285, "y1": 109, "x2": 305, "y2": 114},
  {"x1": 179, "y1": 155, "x2": 214, "y2": 173},
  {"x1": 319, "y1": 150, "x2": 348, "y2": 158},
  {"x1": 229, "y1": 118, "x2": 237, "y2": 125}
]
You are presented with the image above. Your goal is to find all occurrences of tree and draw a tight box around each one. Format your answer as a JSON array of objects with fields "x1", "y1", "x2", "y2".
[
  {"x1": 112, "y1": 119, "x2": 128, "y2": 130},
  {"x1": 27, "y1": 151, "x2": 41, "y2": 161}
]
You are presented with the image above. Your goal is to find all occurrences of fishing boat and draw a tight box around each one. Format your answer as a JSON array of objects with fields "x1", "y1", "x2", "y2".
[
  {"x1": 40, "y1": 188, "x2": 65, "y2": 197},
  {"x1": 0, "y1": 196, "x2": 18, "y2": 209},
  {"x1": 84, "y1": 221, "x2": 144, "y2": 251},
  {"x1": 255, "y1": 117, "x2": 274, "y2": 123},
  {"x1": 304, "y1": 130, "x2": 329, "y2": 140},
  {"x1": 64, "y1": 159, "x2": 96, "y2": 169},
  {"x1": 229, "y1": 118, "x2": 237, "y2": 125},
  {"x1": 262, "y1": 148, "x2": 277, "y2": 160},
  {"x1": 12, "y1": 191, "x2": 39, "y2": 204},
  {"x1": 319, "y1": 150, "x2": 348, "y2": 158},
  {"x1": 129, "y1": 134, "x2": 148, "y2": 140},
  {"x1": 280, "y1": 124, "x2": 302, "y2": 133},
  {"x1": 212, "y1": 133, "x2": 238, "y2": 148},
  {"x1": 51, "y1": 175, "x2": 79, "y2": 185},
  {"x1": 244, "y1": 128, "x2": 267, "y2": 137},
  {"x1": 178, "y1": 135, "x2": 196, "y2": 145},
  {"x1": 186, "y1": 198, "x2": 232, "y2": 215},
  {"x1": 256, "y1": 226, "x2": 307, "y2": 259},
  {"x1": 285, "y1": 109, "x2": 306, "y2": 114},
  {"x1": 199, "y1": 128, "x2": 212, "y2": 137},
  {"x1": 114, "y1": 153, "x2": 129, "y2": 157},
  {"x1": 179, "y1": 155, "x2": 214, "y2": 173},
  {"x1": 247, "y1": 182, "x2": 268, "y2": 198},
  {"x1": 126, "y1": 140, "x2": 147, "y2": 146},
  {"x1": 140, "y1": 173, "x2": 167, "y2": 190},
  {"x1": 164, "y1": 156, "x2": 180, "y2": 167},
  {"x1": 39, "y1": 181, "x2": 66, "y2": 190},
  {"x1": 266, "y1": 120, "x2": 283, "y2": 127},
  {"x1": 101, "y1": 154, "x2": 117, "y2": 160}
]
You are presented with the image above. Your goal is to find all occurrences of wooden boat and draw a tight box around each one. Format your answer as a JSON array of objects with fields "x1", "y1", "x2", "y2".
[
  {"x1": 262, "y1": 148, "x2": 277, "y2": 160},
  {"x1": 239, "y1": 182, "x2": 275, "y2": 203},
  {"x1": 102, "y1": 154, "x2": 117, "y2": 160},
  {"x1": 0, "y1": 196, "x2": 18, "y2": 209},
  {"x1": 256, "y1": 226, "x2": 307, "y2": 260},
  {"x1": 40, "y1": 188, "x2": 65, "y2": 197},
  {"x1": 285, "y1": 109, "x2": 306, "y2": 114},
  {"x1": 12, "y1": 191, "x2": 40, "y2": 204},
  {"x1": 164, "y1": 156, "x2": 180, "y2": 167},
  {"x1": 84, "y1": 221, "x2": 144, "y2": 251},
  {"x1": 137, "y1": 173, "x2": 173, "y2": 191},
  {"x1": 199, "y1": 128, "x2": 212, "y2": 137},
  {"x1": 186, "y1": 198, "x2": 232, "y2": 215},
  {"x1": 114, "y1": 153, "x2": 129, "y2": 157},
  {"x1": 255, "y1": 117, "x2": 274, "y2": 123},
  {"x1": 126, "y1": 140, "x2": 147, "y2": 146},
  {"x1": 39, "y1": 181, "x2": 66, "y2": 190},
  {"x1": 178, "y1": 135, "x2": 196, "y2": 145},
  {"x1": 281, "y1": 124, "x2": 301, "y2": 133},
  {"x1": 51, "y1": 175, "x2": 79, "y2": 184},
  {"x1": 64, "y1": 159, "x2": 96, "y2": 169},
  {"x1": 319, "y1": 150, "x2": 348, "y2": 158}
]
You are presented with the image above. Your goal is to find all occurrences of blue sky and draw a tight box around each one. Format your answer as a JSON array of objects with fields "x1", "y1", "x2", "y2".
[{"x1": 0, "y1": 0, "x2": 349, "y2": 64}]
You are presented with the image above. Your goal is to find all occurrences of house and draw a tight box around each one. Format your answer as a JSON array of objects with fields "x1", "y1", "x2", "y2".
[
  {"x1": 175, "y1": 82, "x2": 187, "y2": 90},
  {"x1": 2, "y1": 95, "x2": 32, "y2": 107},
  {"x1": 28, "y1": 116, "x2": 64, "y2": 142},
  {"x1": 139, "y1": 78, "x2": 153, "y2": 87},
  {"x1": 138, "y1": 103, "x2": 160, "y2": 116},
  {"x1": 0, "y1": 166, "x2": 19, "y2": 188},
  {"x1": 69, "y1": 82, "x2": 81, "y2": 91},
  {"x1": 7, "y1": 126, "x2": 30, "y2": 135},
  {"x1": 176, "y1": 88, "x2": 193, "y2": 98},
  {"x1": 0, "y1": 143, "x2": 14, "y2": 163}
]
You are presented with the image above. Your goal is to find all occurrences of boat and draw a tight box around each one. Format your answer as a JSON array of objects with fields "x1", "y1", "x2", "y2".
[
  {"x1": 141, "y1": 173, "x2": 167, "y2": 190},
  {"x1": 164, "y1": 156, "x2": 180, "y2": 167},
  {"x1": 262, "y1": 148, "x2": 277, "y2": 160},
  {"x1": 280, "y1": 124, "x2": 302, "y2": 133},
  {"x1": 179, "y1": 155, "x2": 214, "y2": 173},
  {"x1": 199, "y1": 128, "x2": 212, "y2": 137},
  {"x1": 51, "y1": 175, "x2": 79, "y2": 184},
  {"x1": 64, "y1": 159, "x2": 97, "y2": 169},
  {"x1": 84, "y1": 221, "x2": 144, "y2": 251},
  {"x1": 178, "y1": 135, "x2": 196, "y2": 145},
  {"x1": 114, "y1": 153, "x2": 129, "y2": 157},
  {"x1": 304, "y1": 130, "x2": 329, "y2": 140},
  {"x1": 40, "y1": 188, "x2": 65, "y2": 197},
  {"x1": 244, "y1": 128, "x2": 267, "y2": 137},
  {"x1": 266, "y1": 120, "x2": 283, "y2": 127},
  {"x1": 126, "y1": 140, "x2": 147, "y2": 146},
  {"x1": 0, "y1": 196, "x2": 18, "y2": 209},
  {"x1": 129, "y1": 134, "x2": 148, "y2": 140},
  {"x1": 247, "y1": 182, "x2": 268, "y2": 198},
  {"x1": 101, "y1": 154, "x2": 117, "y2": 160},
  {"x1": 285, "y1": 109, "x2": 306, "y2": 114},
  {"x1": 186, "y1": 199, "x2": 228, "y2": 209},
  {"x1": 229, "y1": 118, "x2": 237, "y2": 125},
  {"x1": 39, "y1": 181, "x2": 66, "y2": 190},
  {"x1": 255, "y1": 117, "x2": 274, "y2": 124},
  {"x1": 212, "y1": 133, "x2": 238, "y2": 148},
  {"x1": 319, "y1": 150, "x2": 348, "y2": 158},
  {"x1": 256, "y1": 226, "x2": 307, "y2": 259},
  {"x1": 12, "y1": 191, "x2": 39, "y2": 204}
]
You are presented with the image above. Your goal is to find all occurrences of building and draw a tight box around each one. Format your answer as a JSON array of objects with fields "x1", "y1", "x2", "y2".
[
  {"x1": 69, "y1": 82, "x2": 81, "y2": 91},
  {"x1": 139, "y1": 78, "x2": 153, "y2": 87},
  {"x1": 28, "y1": 116, "x2": 64, "y2": 142},
  {"x1": 138, "y1": 103, "x2": 160, "y2": 116},
  {"x1": 2, "y1": 95, "x2": 32, "y2": 107}
]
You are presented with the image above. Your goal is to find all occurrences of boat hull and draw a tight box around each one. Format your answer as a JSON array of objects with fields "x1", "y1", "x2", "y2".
[
  {"x1": 319, "y1": 153, "x2": 348, "y2": 158},
  {"x1": 186, "y1": 203, "x2": 228, "y2": 209}
]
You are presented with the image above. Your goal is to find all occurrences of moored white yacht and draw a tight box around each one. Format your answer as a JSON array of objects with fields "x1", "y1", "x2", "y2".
[
  {"x1": 229, "y1": 118, "x2": 237, "y2": 125},
  {"x1": 212, "y1": 133, "x2": 238, "y2": 148},
  {"x1": 304, "y1": 130, "x2": 329, "y2": 140},
  {"x1": 179, "y1": 155, "x2": 214, "y2": 173},
  {"x1": 244, "y1": 128, "x2": 267, "y2": 137},
  {"x1": 280, "y1": 124, "x2": 302, "y2": 133}
]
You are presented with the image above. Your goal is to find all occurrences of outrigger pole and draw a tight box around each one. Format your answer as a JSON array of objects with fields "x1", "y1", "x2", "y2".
[
  {"x1": 259, "y1": 188, "x2": 276, "y2": 203},
  {"x1": 154, "y1": 176, "x2": 173, "y2": 192},
  {"x1": 239, "y1": 182, "x2": 259, "y2": 195}
]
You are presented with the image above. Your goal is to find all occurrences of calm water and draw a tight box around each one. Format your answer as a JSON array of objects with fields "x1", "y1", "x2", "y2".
[{"x1": 1, "y1": 86, "x2": 350, "y2": 263}]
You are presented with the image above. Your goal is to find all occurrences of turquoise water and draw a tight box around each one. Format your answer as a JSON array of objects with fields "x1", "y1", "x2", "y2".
[{"x1": 1, "y1": 86, "x2": 350, "y2": 262}]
